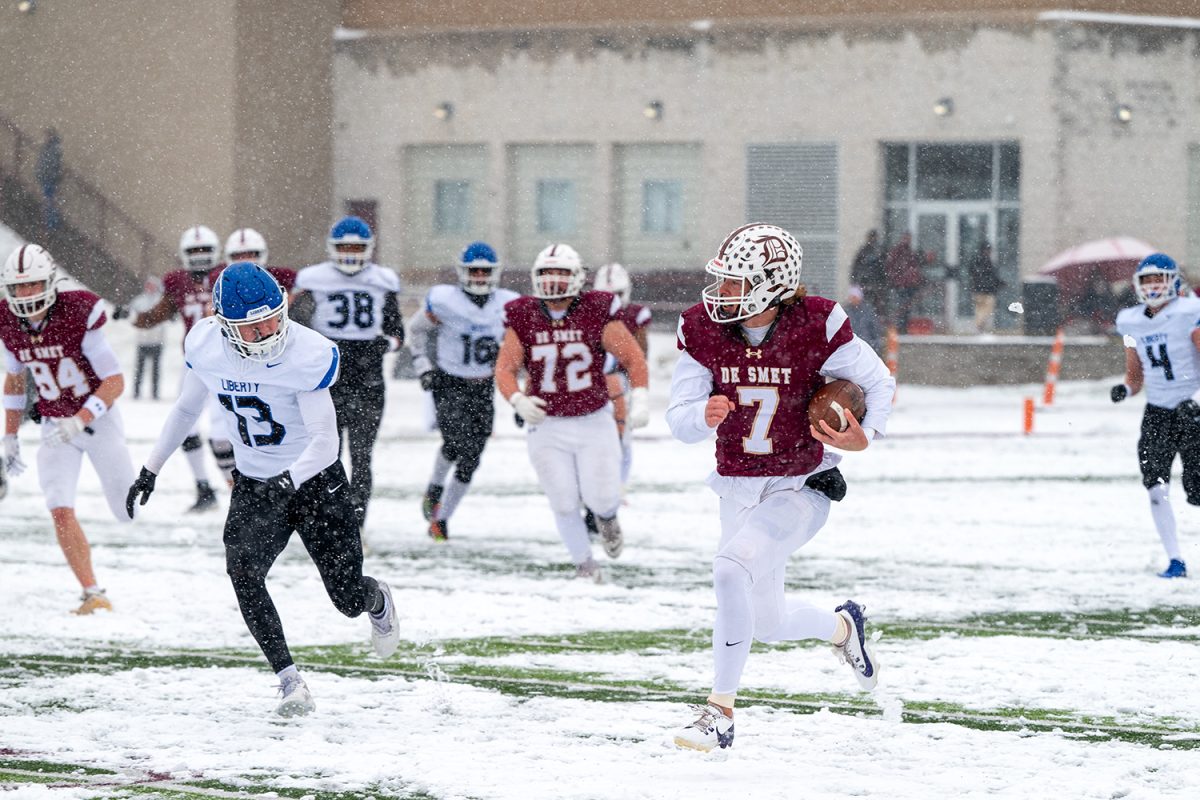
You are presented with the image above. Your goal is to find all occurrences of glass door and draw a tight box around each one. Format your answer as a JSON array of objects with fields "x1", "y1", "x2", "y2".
[{"x1": 912, "y1": 205, "x2": 994, "y2": 332}]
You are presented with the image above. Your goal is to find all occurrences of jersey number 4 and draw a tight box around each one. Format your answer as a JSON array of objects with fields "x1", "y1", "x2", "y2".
[
  {"x1": 1146, "y1": 344, "x2": 1174, "y2": 381},
  {"x1": 217, "y1": 394, "x2": 286, "y2": 447}
]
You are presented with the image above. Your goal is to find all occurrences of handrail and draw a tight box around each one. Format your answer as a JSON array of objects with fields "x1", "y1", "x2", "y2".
[{"x1": 0, "y1": 110, "x2": 172, "y2": 278}]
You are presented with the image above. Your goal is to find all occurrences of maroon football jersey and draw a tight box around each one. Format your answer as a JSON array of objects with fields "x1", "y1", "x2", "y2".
[
  {"x1": 0, "y1": 290, "x2": 107, "y2": 418},
  {"x1": 616, "y1": 302, "x2": 652, "y2": 335},
  {"x1": 162, "y1": 268, "x2": 212, "y2": 336},
  {"x1": 505, "y1": 291, "x2": 618, "y2": 417},
  {"x1": 677, "y1": 296, "x2": 853, "y2": 477}
]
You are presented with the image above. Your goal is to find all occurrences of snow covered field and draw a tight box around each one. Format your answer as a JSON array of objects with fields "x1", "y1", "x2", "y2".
[{"x1": 2, "y1": 323, "x2": 1199, "y2": 799}]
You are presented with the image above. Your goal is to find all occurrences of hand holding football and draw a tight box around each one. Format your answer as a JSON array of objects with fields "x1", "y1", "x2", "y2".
[{"x1": 807, "y1": 380, "x2": 867, "y2": 433}]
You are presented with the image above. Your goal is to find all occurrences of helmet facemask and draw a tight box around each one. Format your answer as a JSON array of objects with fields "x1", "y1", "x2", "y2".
[
  {"x1": 212, "y1": 264, "x2": 290, "y2": 362},
  {"x1": 2, "y1": 245, "x2": 59, "y2": 319},
  {"x1": 1135, "y1": 269, "x2": 1178, "y2": 308},
  {"x1": 457, "y1": 262, "x2": 501, "y2": 295},
  {"x1": 701, "y1": 224, "x2": 803, "y2": 324}
]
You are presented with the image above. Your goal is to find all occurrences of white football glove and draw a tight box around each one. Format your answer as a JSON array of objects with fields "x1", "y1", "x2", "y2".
[
  {"x1": 510, "y1": 392, "x2": 548, "y2": 425},
  {"x1": 2, "y1": 435, "x2": 24, "y2": 477},
  {"x1": 46, "y1": 415, "x2": 86, "y2": 446},
  {"x1": 626, "y1": 387, "x2": 650, "y2": 430}
]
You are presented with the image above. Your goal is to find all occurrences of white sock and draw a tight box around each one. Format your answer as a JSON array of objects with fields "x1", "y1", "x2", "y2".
[
  {"x1": 428, "y1": 452, "x2": 452, "y2": 488},
  {"x1": 711, "y1": 557, "x2": 754, "y2": 696},
  {"x1": 276, "y1": 665, "x2": 300, "y2": 683},
  {"x1": 553, "y1": 510, "x2": 593, "y2": 565},
  {"x1": 438, "y1": 474, "x2": 471, "y2": 521},
  {"x1": 184, "y1": 445, "x2": 208, "y2": 484},
  {"x1": 1148, "y1": 484, "x2": 1183, "y2": 561}
]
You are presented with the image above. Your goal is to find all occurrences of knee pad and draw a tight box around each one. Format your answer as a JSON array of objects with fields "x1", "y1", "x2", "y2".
[
  {"x1": 712, "y1": 555, "x2": 752, "y2": 595},
  {"x1": 209, "y1": 439, "x2": 235, "y2": 470},
  {"x1": 182, "y1": 434, "x2": 203, "y2": 453}
]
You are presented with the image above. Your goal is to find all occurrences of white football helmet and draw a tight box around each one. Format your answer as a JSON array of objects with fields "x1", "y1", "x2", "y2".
[
  {"x1": 593, "y1": 262, "x2": 632, "y2": 307},
  {"x1": 702, "y1": 223, "x2": 803, "y2": 323},
  {"x1": 225, "y1": 228, "x2": 268, "y2": 266},
  {"x1": 2, "y1": 244, "x2": 59, "y2": 318},
  {"x1": 179, "y1": 225, "x2": 221, "y2": 276},
  {"x1": 531, "y1": 243, "x2": 586, "y2": 300}
]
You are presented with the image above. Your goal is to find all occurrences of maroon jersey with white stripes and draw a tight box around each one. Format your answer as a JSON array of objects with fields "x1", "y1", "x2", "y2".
[
  {"x1": 677, "y1": 296, "x2": 853, "y2": 477},
  {"x1": 0, "y1": 290, "x2": 107, "y2": 418},
  {"x1": 505, "y1": 291, "x2": 617, "y2": 417},
  {"x1": 162, "y1": 269, "x2": 212, "y2": 336},
  {"x1": 616, "y1": 302, "x2": 652, "y2": 335}
]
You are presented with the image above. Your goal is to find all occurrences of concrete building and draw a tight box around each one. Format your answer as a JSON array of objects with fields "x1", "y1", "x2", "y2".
[{"x1": 334, "y1": 1, "x2": 1200, "y2": 331}]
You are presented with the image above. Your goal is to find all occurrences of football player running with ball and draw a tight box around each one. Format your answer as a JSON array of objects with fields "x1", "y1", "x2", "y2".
[
  {"x1": 495, "y1": 244, "x2": 649, "y2": 580},
  {"x1": 666, "y1": 224, "x2": 895, "y2": 751},
  {"x1": 127, "y1": 262, "x2": 399, "y2": 717},
  {"x1": 0, "y1": 244, "x2": 136, "y2": 615},
  {"x1": 292, "y1": 216, "x2": 404, "y2": 535},
  {"x1": 408, "y1": 241, "x2": 519, "y2": 541},
  {"x1": 1111, "y1": 252, "x2": 1200, "y2": 579}
]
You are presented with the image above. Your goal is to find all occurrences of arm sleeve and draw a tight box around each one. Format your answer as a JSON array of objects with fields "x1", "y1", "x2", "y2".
[
  {"x1": 289, "y1": 389, "x2": 339, "y2": 486},
  {"x1": 144, "y1": 369, "x2": 209, "y2": 473},
  {"x1": 666, "y1": 349, "x2": 717, "y2": 444},
  {"x1": 382, "y1": 292, "x2": 405, "y2": 340},
  {"x1": 406, "y1": 305, "x2": 436, "y2": 374},
  {"x1": 81, "y1": 328, "x2": 122, "y2": 379},
  {"x1": 819, "y1": 335, "x2": 896, "y2": 439},
  {"x1": 5, "y1": 347, "x2": 22, "y2": 375}
]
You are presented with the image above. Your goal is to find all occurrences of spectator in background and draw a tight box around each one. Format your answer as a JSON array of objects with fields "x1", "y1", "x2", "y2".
[
  {"x1": 850, "y1": 229, "x2": 886, "y2": 317},
  {"x1": 967, "y1": 240, "x2": 1003, "y2": 333},
  {"x1": 1080, "y1": 274, "x2": 1119, "y2": 335},
  {"x1": 845, "y1": 285, "x2": 882, "y2": 354},
  {"x1": 884, "y1": 232, "x2": 923, "y2": 333},
  {"x1": 129, "y1": 277, "x2": 165, "y2": 399},
  {"x1": 35, "y1": 128, "x2": 63, "y2": 232}
]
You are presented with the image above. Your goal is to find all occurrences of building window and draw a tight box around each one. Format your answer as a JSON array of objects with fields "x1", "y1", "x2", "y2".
[
  {"x1": 915, "y1": 144, "x2": 994, "y2": 201},
  {"x1": 537, "y1": 179, "x2": 576, "y2": 234},
  {"x1": 642, "y1": 180, "x2": 683, "y2": 234},
  {"x1": 434, "y1": 180, "x2": 471, "y2": 233}
]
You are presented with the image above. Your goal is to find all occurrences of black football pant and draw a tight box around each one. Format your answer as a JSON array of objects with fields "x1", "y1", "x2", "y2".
[
  {"x1": 432, "y1": 374, "x2": 494, "y2": 484},
  {"x1": 331, "y1": 381, "x2": 385, "y2": 529},
  {"x1": 224, "y1": 461, "x2": 379, "y2": 673},
  {"x1": 1138, "y1": 404, "x2": 1200, "y2": 504}
]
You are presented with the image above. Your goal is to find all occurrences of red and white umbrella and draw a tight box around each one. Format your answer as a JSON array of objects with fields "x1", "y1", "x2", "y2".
[{"x1": 1038, "y1": 236, "x2": 1158, "y2": 304}]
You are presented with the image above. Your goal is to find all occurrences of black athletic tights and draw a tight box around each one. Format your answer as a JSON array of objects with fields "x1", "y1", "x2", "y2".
[{"x1": 223, "y1": 461, "x2": 379, "y2": 673}]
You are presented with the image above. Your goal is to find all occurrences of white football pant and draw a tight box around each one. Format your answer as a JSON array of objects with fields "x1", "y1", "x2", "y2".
[{"x1": 37, "y1": 406, "x2": 135, "y2": 521}]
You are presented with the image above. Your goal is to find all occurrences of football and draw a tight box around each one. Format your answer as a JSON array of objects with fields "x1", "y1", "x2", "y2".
[{"x1": 807, "y1": 379, "x2": 867, "y2": 433}]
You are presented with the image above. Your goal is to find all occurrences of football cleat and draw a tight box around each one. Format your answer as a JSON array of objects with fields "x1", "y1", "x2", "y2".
[
  {"x1": 1158, "y1": 559, "x2": 1188, "y2": 579},
  {"x1": 422, "y1": 485, "x2": 443, "y2": 522},
  {"x1": 369, "y1": 582, "x2": 399, "y2": 658},
  {"x1": 188, "y1": 481, "x2": 218, "y2": 513},
  {"x1": 72, "y1": 589, "x2": 112, "y2": 616},
  {"x1": 595, "y1": 514, "x2": 623, "y2": 559},
  {"x1": 833, "y1": 600, "x2": 878, "y2": 690},
  {"x1": 428, "y1": 518, "x2": 449, "y2": 542},
  {"x1": 574, "y1": 558, "x2": 604, "y2": 584},
  {"x1": 673, "y1": 703, "x2": 735, "y2": 752},
  {"x1": 276, "y1": 674, "x2": 316, "y2": 717}
]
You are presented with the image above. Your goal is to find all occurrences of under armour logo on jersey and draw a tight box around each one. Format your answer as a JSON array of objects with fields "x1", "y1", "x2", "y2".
[{"x1": 745, "y1": 348, "x2": 762, "y2": 359}]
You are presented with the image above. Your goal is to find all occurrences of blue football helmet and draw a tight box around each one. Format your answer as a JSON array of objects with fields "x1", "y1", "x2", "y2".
[
  {"x1": 457, "y1": 241, "x2": 501, "y2": 295},
  {"x1": 327, "y1": 216, "x2": 375, "y2": 274},
  {"x1": 1134, "y1": 252, "x2": 1180, "y2": 308},
  {"x1": 212, "y1": 262, "x2": 290, "y2": 361}
]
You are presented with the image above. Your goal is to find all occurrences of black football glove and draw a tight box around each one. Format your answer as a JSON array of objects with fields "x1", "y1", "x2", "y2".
[
  {"x1": 514, "y1": 412, "x2": 525, "y2": 429},
  {"x1": 125, "y1": 466, "x2": 158, "y2": 518},
  {"x1": 253, "y1": 470, "x2": 296, "y2": 505},
  {"x1": 1177, "y1": 400, "x2": 1200, "y2": 426},
  {"x1": 111, "y1": 305, "x2": 130, "y2": 321},
  {"x1": 1110, "y1": 384, "x2": 1129, "y2": 403}
]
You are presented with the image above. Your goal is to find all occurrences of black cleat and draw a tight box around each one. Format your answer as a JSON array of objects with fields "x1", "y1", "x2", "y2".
[
  {"x1": 422, "y1": 484, "x2": 443, "y2": 522},
  {"x1": 187, "y1": 481, "x2": 218, "y2": 513},
  {"x1": 429, "y1": 518, "x2": 449, "y2": 542}
]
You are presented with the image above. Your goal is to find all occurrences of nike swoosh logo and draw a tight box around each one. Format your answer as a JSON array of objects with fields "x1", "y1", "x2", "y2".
[
  {"x1": 724, "y1": 640, "x2": 744, "y2": 647},
  {"x1": 328, "y1": 483, "x2": 344, "y2": 494},
  {"x1": 266, "y1": 362, "x2": 282, "y2": 368}
]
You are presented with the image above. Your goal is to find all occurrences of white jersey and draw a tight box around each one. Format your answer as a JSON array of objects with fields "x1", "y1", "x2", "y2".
[
  {"x1": 1116, "y1": 296, "x2": 1200, "y2": 409},
  {"x1": 293, "y1": 261, "x2": 401, "y2": 341},
  {"x1": 183, "y1": 318, "x2": 341, "y2": 479},
  {"x1": 426, "y1": 285, "x2": 520, "y2": 379}
]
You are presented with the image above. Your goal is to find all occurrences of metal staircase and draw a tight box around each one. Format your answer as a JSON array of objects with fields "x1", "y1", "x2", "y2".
[{"x1": 0, "y1": 112, "x2": 171, "y2": 302}]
